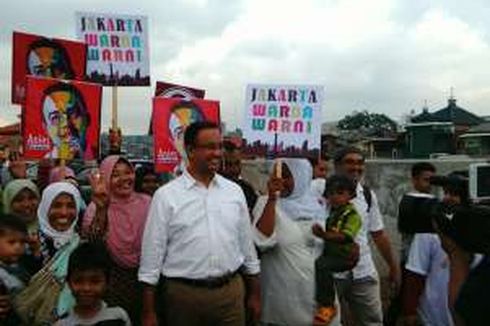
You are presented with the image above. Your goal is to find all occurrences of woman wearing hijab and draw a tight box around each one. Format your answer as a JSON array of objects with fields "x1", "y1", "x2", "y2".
[
  {"x1": 2, "y1": 179, "x2": 40, "y2": 234},
  {"x1": 83, "y1": 155, "x2": 151, "y2": 324},
  {"x1": 253, "y1": 159, "x2": 341, "y2": 326},
  {"x1": 14, "y1": 182, "x2": 82, "y2": 324}
]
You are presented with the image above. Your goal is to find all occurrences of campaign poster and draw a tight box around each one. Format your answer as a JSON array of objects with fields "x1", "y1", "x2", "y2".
[
  {"x1": 12, "y1": 31, "x2": 87, "y2": 104},
  {"x1": 76, "y1": 12, "x2": 150, "y2": 86},
  {"x1": 149, "y1": 81, "x2": 206, "y2": 134},
  {"x1": 242, "y1": 84, "x2": 323, "y2": 158},
  {"x1": 152, "y1": 98, "x2": 220, "y2": 173},
  {"x1": 23, "y1": 76, "x2": 102, "y2": 161}
]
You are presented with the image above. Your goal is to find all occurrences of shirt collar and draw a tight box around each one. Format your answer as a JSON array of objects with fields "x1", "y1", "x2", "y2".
[{"x1": 182, "y1": 169, "x2": 221, "y2": 189}]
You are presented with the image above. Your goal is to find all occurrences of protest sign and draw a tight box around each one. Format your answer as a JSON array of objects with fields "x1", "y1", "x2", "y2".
[
  {"x1": 23, "y1": 76, "x2": 102, "y2": 160},
  {"x1": 12, "y1": 31, "x2": 87, "y2": 104},
  {"x1": 242, "y1": 84, "x2": 323, "y2": 158},
  {"x1": 76, "y1": 12, "x2": 150, "y2": 86},
  {"x1": 152, "y1": 98, "x2": 220, "y2": 172}
]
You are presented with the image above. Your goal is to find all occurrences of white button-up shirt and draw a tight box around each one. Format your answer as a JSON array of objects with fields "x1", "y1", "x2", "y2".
[
  {"x1": 334, "y1": 183, "x2": 384, "y2": 280},
  {"x1": 138, "y1": 170, "x2": 260, "y2": 285}
]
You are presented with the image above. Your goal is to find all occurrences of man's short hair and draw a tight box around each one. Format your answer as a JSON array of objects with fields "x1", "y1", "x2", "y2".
[
  {"x1": 67, "y1": 242, "x2": 111, "y2": 280},
  {"x1": 184, "y1": 121, "x2": 220, "y2": 150},
  {"x1": 324, "y1": 174, "x2": 357, "y2": 198},
  {"x1": 411, "y1": 162, "x2": 436, "y2": 178},
  {"x1": 0, "y1": 215, "x2": 27, "y2": 237},
  {"x1": 333, "y1": 147, "x2": 365, "y2": 165}
]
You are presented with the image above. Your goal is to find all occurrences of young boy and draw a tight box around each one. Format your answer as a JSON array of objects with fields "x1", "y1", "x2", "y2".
[
  {"x1": 0, "y1": 214, "x2": 31, "y2": 324},
  {"x1": 55, "y1": 242, "x2": 131, "y2": 326},
  {"x1": 312, "y1": 175, "x2": 362, "y2": 325}
]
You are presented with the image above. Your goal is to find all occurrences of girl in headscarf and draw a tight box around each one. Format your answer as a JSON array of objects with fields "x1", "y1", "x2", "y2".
[
  {"x1": 14, "y1": 182, "x2": 82, "y2": 324},
  {"x1": 253, "y1": 158, "x2": 342, "y2": 326},
  {"x1": 2, "y1": 179, "x2": 40, "y2": 234},
  {"x1": 83, "y1": 155, "x2": 151, "y2": 325}
]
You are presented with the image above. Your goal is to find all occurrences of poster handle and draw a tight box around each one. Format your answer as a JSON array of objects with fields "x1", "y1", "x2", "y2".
[{"x1": 112, "y1": 85, "x2": 118, "y2": 130}]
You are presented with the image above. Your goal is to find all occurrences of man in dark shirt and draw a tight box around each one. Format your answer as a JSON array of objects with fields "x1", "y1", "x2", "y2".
[{"x1": 220, "y1": 140, "x2": 258, "y2": 214}]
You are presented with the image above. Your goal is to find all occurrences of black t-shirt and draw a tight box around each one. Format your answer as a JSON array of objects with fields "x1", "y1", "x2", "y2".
[{"x1": 455, "y1": 255, "x2": 490, "y2": 325}]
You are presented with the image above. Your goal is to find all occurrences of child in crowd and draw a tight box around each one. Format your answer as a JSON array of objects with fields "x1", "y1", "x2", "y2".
[
  {"x1": 312, "y1": 175, "x2": 362, "y2": 325},
  {"x1": 0, "y1": 215, "x2": 31, "y2": 324},
  {"x1": 55, "y1": 242, "x2": 131, "y2": 325}
]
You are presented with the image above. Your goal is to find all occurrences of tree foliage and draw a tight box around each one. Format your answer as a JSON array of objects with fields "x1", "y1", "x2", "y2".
[{"x1": 337, "y1": 110, "x2": 397, "y2": 137}]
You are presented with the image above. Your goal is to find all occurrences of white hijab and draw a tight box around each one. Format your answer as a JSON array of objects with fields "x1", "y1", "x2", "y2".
[
  {"x1": 277, "y1": 158, "x2": 325, "y2": 221},
  {"x1": 38, "y1": 182, "x2": 81, "y2": 249}
]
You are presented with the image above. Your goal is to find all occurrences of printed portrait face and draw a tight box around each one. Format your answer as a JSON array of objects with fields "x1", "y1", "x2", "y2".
[
  {"x1": 27, "y1": 39, "x2": 74, "y2": 79},
  {"x1": 168, "y1": 101, "x2": 205, "y2": 161},
  {"x1": 42, "y1": 84, "x2": 89, "y2": 159}
]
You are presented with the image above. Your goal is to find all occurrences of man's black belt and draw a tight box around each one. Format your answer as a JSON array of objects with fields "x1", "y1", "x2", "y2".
[{"x1": 167, "y1": 270, "x2": 239, "y2": 289}]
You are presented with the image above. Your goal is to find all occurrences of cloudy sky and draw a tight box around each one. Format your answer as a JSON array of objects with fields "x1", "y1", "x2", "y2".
[{"x1": 1, "y1": 0, "x2": 490, "y2": 134}]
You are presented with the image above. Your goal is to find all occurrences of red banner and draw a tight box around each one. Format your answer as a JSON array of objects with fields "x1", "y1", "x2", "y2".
[
  {"x1": 152, "y1": 98, "x2": 220, "y2": 173},
  {"x1": 12, "y1": 31, "x2": 87, "y2": 104},
  {"x1": 22, "y1": 76, "x2": 102, "y2": 161}
]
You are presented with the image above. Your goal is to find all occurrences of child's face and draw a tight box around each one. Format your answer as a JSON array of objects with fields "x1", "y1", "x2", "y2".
[
  {"x1": 0, "y1": 230, "x2": 26, "y2": 264},
  {"x1": 68, "y1": 269, "x2": 107, "y2": 308},
  {"x1": 327, "y1": 189, "x2": 352, "y2": 208}
]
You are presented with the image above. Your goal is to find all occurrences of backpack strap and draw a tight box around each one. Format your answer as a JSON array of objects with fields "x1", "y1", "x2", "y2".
[{"x1": 362, "y1": 185, "x2": 372, "y2": 213}]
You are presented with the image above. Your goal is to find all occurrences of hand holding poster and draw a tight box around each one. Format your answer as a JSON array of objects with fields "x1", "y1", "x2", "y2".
[
  {"x1": 152, "y1": 98, "x2": 220, "y2": 173},
  {"x1": 76, "y1": 12, "x2": 150, "y2": 86},
  {"x1": 242, "y1": 84, "x2": 323, "y2": 158},
  {"x1": 12, "y1": 31, "x2": 87, "y2": 104},
  {"x1": 23, "y1": 76, "x2": 102, "y2": 160}
]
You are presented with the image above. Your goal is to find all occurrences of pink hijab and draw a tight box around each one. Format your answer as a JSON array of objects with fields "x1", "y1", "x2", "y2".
[{"x1": 83, "y1": 155, "x2": 151, "y2": 268}]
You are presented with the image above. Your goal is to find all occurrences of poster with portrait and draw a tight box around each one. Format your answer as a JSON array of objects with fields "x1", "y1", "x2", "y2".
[
  {"x1": 22, "y1": 76, "x2": 102, "y2": 161},
  {"x1": 75, "y1": 12, "x2": 150, "y2": 86},
  {"x1": 12, "y1": 31, "x2": 87, "y2": 105},
  {"x1": 242, "y1": 84, "x2": 324, "y2": 158},
  {"x1": 152, "y1": 98, "x2": 220, "y2": 173},
  {"x1": 149, "y1": 81, "x2": 206, "y2": 134}
]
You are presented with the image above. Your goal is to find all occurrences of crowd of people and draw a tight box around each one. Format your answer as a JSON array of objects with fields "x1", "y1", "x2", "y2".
[{"x1": 0, "y1": 121, "x2": 488, "y2": 325}]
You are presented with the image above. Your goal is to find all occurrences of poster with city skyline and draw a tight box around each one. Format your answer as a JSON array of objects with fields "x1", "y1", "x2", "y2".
[
  {"x1": 242, "y1": 84, "x2": 323, "y2": 158},
  {"x1": 76, "y1": 12, "x2": 150, "y2": 86}
]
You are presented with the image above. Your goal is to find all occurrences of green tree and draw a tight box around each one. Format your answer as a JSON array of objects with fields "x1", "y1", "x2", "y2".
[{"x1": 337, "y1": 110, "x2": 397, "y2": 137}]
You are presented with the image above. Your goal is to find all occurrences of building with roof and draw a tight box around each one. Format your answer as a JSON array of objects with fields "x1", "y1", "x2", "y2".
[
  {"x1": 459, "y1": 122, "x2": 490, "y2": 156},
  {"x1": 404, "y1": 96, "x2": 484, "y2": 158}
]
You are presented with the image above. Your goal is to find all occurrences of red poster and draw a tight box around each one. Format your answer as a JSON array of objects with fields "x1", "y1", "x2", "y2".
[
  {"x1": 23, "y1": 76, "x2": 102, "y2": 161},
  {"x1": 12, "y1": 31, "x2": 87, "y2": 104},
  {"x1": 153, "y1": 98, "x2": 220, "y2": 173},
  {"x1": 150, "y1": 81, "x2": 206, "y2": 134}
]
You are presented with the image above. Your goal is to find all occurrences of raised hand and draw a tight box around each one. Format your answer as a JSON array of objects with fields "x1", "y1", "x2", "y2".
[
  {"x1": 87, "y1": 169, "x2": 109, "y2": 241},
  {"x1": 89, "y1": 169, "x2": 109, "y2": 209}
]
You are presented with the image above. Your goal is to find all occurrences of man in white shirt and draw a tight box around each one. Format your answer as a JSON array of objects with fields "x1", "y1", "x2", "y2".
[
  {"x1": 333, "y1": 147, "x2": 400, "y2": 326},
  {"x1": 139, "y1": 121, "x2": 261, "y2": 326}
]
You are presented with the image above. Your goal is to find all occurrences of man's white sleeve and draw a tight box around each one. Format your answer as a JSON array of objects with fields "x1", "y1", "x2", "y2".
[
  {"x1": 138, "y1": 190, "x2": 169, "y2": 285},
  {"x1": 406, "y1": 234, "x2": 432, "y2": 276}
]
